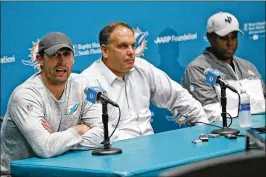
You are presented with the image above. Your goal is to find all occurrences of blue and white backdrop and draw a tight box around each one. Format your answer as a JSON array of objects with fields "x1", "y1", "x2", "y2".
[{"x1": 1, "y1": 1, "x2": 265, "y2": 132}]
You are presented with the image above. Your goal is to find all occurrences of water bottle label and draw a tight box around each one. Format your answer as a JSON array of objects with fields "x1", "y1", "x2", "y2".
[{"x1": 240, "y1": 103, "x2": 250, "y2": 111}]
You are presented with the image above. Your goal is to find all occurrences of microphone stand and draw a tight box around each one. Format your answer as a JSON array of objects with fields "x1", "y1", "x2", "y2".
[
  {"x1": 211, "y1": 85, "x2": 240, "y2": 135},
  {"x1": 92, "y1": 99, "x2": 122, "y2": 155}
]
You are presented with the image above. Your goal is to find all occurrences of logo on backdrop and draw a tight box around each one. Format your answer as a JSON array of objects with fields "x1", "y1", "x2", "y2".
[
  {"x1": 21, "y1": 40, "x2": 41, "y2": 71},
  {"x1": 154, "y1": 32, "x2": 197, "y2": 44},
  {"x1": 1, "y1": 55, "x2": 16, "y2": 64},
  {"x1": 73, "y1": 42, "x2": 101, "y2": 57},
  {"x1": 134, "y1": 27, "x2": 149, "y2": 56},
  {"x1": 243, "y1": 21, "x2": 265, "y2": 40}
]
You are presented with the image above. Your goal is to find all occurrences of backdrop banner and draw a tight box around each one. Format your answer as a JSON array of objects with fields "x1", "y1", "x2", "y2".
[{"x1": 1, "y1": 1, "x2": 265, "y2": 132}]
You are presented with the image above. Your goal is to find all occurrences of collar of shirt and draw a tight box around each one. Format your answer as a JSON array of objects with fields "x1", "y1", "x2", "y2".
[{"x1": 97, "y1": 58, "x2": 136, "y2": 86}]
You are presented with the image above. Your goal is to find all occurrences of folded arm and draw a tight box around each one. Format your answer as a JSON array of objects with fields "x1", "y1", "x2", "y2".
[
  {"x1": 73, "y1": 77, "x2": 105, "y2": 149},
  {"x1": 77, "y1": 101, "x2": 105, "y2": 149},
  {"x1": 10, "y1": 89, "x2": 83, "y2": 158}
]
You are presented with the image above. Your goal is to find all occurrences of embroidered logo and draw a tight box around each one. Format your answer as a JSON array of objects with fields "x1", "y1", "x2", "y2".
[
  {"x1": 26, "y1": 103, "x2": 33, "y2": 111},
  {"x1": 225, "y1": 16, "x2": 232, "y2": 24},
  {"x1": 65, "y1": 104, "x2": 80, "y2": 115}
]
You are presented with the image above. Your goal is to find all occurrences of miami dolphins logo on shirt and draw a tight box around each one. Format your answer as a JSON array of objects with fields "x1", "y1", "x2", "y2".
[{"x1": 65, "y1": 104, "x2": 80, "y2": 115}]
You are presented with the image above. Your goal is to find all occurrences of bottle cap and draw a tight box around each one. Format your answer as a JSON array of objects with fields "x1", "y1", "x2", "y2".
[{"x1": 240, "y1": 88, "x2": 247, "y2": 93}]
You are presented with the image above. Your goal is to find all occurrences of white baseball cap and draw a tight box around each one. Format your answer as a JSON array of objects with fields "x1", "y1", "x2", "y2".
[{"x1": 207, "y1": 12, "x2": 244, "y2": 37}]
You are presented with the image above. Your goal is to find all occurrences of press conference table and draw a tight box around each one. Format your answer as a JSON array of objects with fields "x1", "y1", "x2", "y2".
[{"x1": 11, "y1": 115, "x2": 265, "y2": 177}]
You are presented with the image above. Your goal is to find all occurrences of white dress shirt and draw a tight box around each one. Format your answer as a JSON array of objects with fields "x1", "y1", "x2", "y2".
[{"x1": 81, "y1": 57, "x2": 208, "y2": 142}]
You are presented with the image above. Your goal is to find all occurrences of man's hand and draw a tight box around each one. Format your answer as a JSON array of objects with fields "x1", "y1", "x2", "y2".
[
  {"x1": 72, "y1": 124, "x2": 91, "y2": 135},
  {"x1": 41, "y1": 119, "x2": 52, "y2": 133}
]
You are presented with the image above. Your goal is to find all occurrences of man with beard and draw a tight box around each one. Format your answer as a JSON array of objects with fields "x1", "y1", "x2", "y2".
[
  {"x1": 182, "y1": 12, "x2": 265, "y2": 122},
  {"x1": 1, "y1": 32, "x2": 103, "y2": 175},
  {"x1": 81, "y1": 22, "x2": 208, "y2": 142}
]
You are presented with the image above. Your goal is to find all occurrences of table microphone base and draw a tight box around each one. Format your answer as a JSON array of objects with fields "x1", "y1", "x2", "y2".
[
  {"x1": 92, "y1": 147, "x2": 122, "y2": 155},
  {"x1": 211, "y1": 127, "x2": 240, "y2": 136}
]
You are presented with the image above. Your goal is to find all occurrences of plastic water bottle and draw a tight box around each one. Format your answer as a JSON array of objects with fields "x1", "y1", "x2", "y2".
[{"x1": 239, "y1": 89, "x2": 252, "y2": 127}]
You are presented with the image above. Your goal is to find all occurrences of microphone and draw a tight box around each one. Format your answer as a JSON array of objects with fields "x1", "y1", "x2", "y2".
[
  {"x1": 84, "y1": 86, "x2": 122, "y2": 155},
  {"x1": 204, "y1": 68, "x2": 238, "y2": 93},
  {"x1": 84, "y1": 86, "x2": 119, "y2": 107},
  {"x1": 204, "y1": 68, "x2": 240, "y2": 136}
]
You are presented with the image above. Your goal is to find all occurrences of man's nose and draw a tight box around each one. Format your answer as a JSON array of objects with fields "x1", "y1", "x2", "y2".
[
  {"x1": 57, "y1": 55, "x2": 67, "y2": 63},
  {"x1": 226, "y1": 38, "x2": 233, "y2": 46},
  {"x1": 127, "y1": 46, "x2": 135, "y2": 55}
]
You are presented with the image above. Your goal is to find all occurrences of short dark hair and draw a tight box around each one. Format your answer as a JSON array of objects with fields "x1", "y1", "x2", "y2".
[
  {"x1": 99, "y1": 22, "x2": 134, "y2": 46},
  {"x1": 39, "y1": 51, "x2": 45, "y2": 59}
]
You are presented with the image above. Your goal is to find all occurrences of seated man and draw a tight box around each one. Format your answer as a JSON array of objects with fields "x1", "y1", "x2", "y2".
[
  {"x1": 81, "y1": 22, "x2": 209, "y2": 142},
  {"x1": 182, "y1": 12, "x2": 265, "y2": 122},
  {"x1": 0, "y1": 32, "x2": 103, "y2": 175}
]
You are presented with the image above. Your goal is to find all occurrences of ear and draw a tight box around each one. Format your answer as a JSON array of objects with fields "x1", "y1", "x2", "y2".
[
  {"x1": 36, "y1": 54, "x2": 44, "y2": 66},
  {"x1": 206, "y1": 32, "x2": 212, "y2": 42},
  {"x1": 207, "y1": 32, "x2": 216, "y2": 42},
  {"x1": 101, "y1": 44, "x2": 108, "y2": 59}
]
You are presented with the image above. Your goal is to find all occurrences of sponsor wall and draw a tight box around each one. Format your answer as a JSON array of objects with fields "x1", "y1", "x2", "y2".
[{"x1": 1, "y1": 1, "x2": 265, "y2": 133}]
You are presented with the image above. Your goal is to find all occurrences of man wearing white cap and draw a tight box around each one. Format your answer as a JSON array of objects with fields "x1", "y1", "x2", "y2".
[
  {"x1": 182, "y1": 12, "x2": 265, "y2": 122},
  {"x1": 1, "y1": 32, "x2": 103, "y2": 175}
]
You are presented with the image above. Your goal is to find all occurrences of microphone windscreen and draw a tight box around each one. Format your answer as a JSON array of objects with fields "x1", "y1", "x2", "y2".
[{"x1": 85, "y1": 86, "x2": 105, "y2": 104}]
